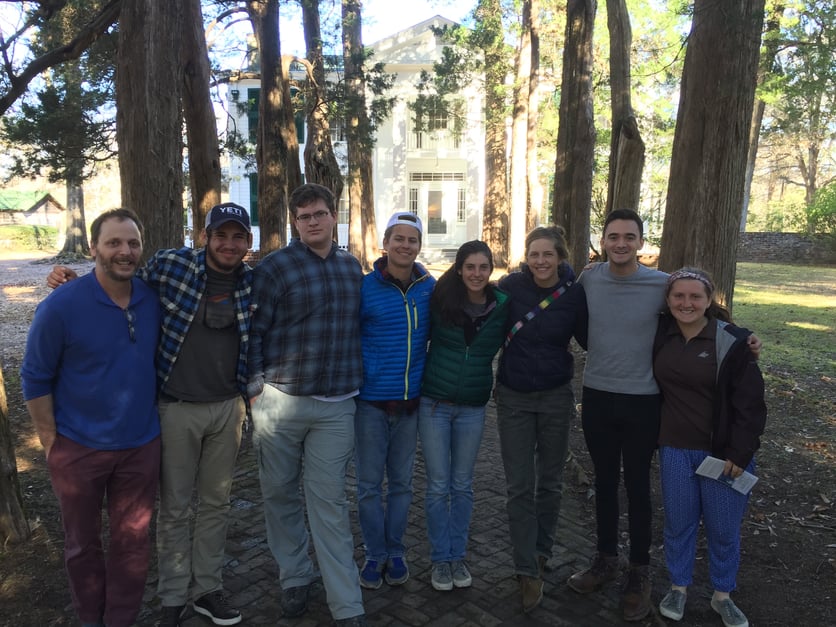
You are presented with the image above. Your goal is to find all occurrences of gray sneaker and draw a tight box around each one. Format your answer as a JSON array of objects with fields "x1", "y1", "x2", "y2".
[
  {"x1": 711, "y1": 597, "x2": 749, "y2": 627},
  {"x1": 659, "y1": 589, "x2": 686, "y2": 621},
  {"x1": 451, "y1": 560, "x2": 472, "y2": 588},
  {"x1": 431, "y1": 561, "x2": 453, "y2": 591}
]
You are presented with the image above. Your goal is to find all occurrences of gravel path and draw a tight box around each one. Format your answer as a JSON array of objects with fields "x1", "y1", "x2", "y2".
[{"x1": 0, "y1": 253, "x2": 95, "y2": 368}]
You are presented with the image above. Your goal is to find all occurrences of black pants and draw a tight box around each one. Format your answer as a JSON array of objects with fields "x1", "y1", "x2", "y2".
[{"x1": 581, "y1": 387, "x2": 661, "y2": 565}]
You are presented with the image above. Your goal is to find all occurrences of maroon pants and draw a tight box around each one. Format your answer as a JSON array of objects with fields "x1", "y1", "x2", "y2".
[{"x1": 47, "y1": 435, "x2": 160, "y2": 627}]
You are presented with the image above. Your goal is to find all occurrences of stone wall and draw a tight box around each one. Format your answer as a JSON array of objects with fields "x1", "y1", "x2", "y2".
[{"x1": 737, "y1": 232, "x2": 836, "y2": 265}]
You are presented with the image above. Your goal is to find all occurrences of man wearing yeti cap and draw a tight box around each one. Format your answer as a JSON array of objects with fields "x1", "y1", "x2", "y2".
[
  {"x1": 48, "y1": 202, "x2": 254, "y2": 626},
  {"x1": 355, "y1": 211, "x2": 435, "y2": 590}
]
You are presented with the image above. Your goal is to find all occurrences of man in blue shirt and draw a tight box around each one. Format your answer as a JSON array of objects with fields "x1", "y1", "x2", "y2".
[
  {"x1": 49, "y1": 203, "x2": 254, "y2": 627},
  {"x1": 248, "y1": 183, "x2": 367, "y2": 627},
  {"x1": 22, "y1": 208, "x2": 161, "y2": 627}
]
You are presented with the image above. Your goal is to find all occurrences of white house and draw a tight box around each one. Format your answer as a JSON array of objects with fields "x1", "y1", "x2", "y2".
[{"x1": 224, "y1": 16, "x2": 485, "y2": 258}]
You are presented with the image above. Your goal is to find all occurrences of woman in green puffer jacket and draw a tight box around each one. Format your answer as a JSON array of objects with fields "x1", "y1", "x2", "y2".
[{"x1": 418, "y1": 240, "x2": 509, "y2": 593}]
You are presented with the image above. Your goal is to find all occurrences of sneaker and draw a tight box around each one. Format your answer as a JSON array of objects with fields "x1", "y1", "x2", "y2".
[
  {"x1": 520, "y1": 575, "x2": 543, "y2": 613},
  {"x1": 335, "y1": 614, "x2": 369, "y2": 627},
  {"x1": 621, "y1": 564, "x2": 651, "y2": 622},
  {"x1": 193, "y1": 591, "x2": 242, "y2": 626},
  {"x1": 451, "y1": 560, "x2": 472, "y2": 588},
  {"x1": 711, "y1": 597, "x2": 749, "y2": 627},
  {"x1": 567, "y1": 552, "x2": 619, "y2": 594},
  {"x1": 360, "y1": 559, "x2": 384, "y2": 589},
  {"x1": 659, "y1": 589, "x2": 687, "y2": 621},
  {"x1": 157, "y1": 605, "x2": 185, "y2": 627},
  {"x1": 384, "y1": 556, "x2": 409, "y2": 586},
  {"x1": 280, "y1": 583, "x2": 310, "y2": 619},
  {"x1": 431, "y1": 561, "x2": 453, "y2": 591}
]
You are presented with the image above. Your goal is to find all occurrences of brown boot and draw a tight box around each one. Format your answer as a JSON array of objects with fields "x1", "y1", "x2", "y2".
[
  {"x1": 537, "y1": 555, "x2": 550, "y2": 577},
  {"x1": 520, "y1": 575, "x2": 544, "y2": 613},
  {"x1": 567, "y1": 552, "x2": 619, "y2": 593},
  {"x1": 621, "y1": 564, "x2": 651, "y2": 622}
]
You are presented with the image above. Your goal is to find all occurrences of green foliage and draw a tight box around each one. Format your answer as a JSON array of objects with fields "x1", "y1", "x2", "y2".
[
  {"x1": 0, "y1": 0, "x2": 116, "y2": 185},
  {"x1": 808, "y1": 183, "x2": 836, "y2": 234},
  {"x1": 0, "y1": 225, "x2": 58, "y2": 251}
]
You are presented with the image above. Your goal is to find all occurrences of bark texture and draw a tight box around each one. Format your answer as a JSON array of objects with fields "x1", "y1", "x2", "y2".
[
  {"x1": 116, "y1": 0, "x2": 184, "y2": 254},
  {"x1": 0, "y1": 365, "x2": 30, "y2": 545},
  {"x1": 553, "y1": 0, "x2": 596, "y2": 274},
  {"x1": 182, "y1": 0, "x2": 222, "y2": 229},
  {"x1": 659, "y1": 0, "x2": 765, "y2": 310},
  {"x1": 605, "y1": 0, "x2": 644, "y2": 216}
]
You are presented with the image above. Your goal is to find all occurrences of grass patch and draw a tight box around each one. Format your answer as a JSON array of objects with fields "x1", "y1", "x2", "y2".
[
  {"x1": 0, "y1": 225, "x2": 58, "y2": 251},
  {"x1": 734, "y1": 262, "x2": 835, "y2": 379}
]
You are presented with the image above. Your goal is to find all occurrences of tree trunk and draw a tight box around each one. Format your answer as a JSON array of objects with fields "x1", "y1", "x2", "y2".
[
  {"x1": 741, "y1": 3, "x2": 785, "y2": 232},
  {"x1": 342, "y1": 0, "x2": 378, "y2": 268},
  {"x1": 116, "y1": 0, "x2": 184, "y2": 255},
  {"x1": 605, "y1": 0, "x2": 644, "y2": 216},
  {"x1": 60, "y1": 179, "x2": 89, "y2": 257},
  {"x1": 525, "y1": 0, "x2": 541, "y2": 233},
  {"x1": 509, "y1": 0, "x2": 533, "y2": 263},
  {"x1": 659, "y1": 0, "x2": 765, "y2": 311},
  {"x1": 0, "y1": 364, "x2": 30, "y2": 545},
  {"x1": 478, "y1": 0, "x2": 510, "y2": 268},
  {"x1": 301, "y1": 0, "x2": 344, "y2": 209},
  {"x1": 281, "y1": 55, "x2": 303, "y2": 193},
  {"x1": 741, "y1": 98, "x2": 764, "y2": 231},
  {"x1": 182, "y1": 0, "x2": 221, "y2": 230},
  {"x1": 553, "y1": 0, "x2": 596, "y2": 274},
  {"x1": 247, "y1": 0, "x2": 289, "y2": 253}
]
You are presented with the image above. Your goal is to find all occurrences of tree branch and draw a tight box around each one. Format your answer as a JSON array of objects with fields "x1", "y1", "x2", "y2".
[{"x1": 0, "y1": 0, "x2": 122, "y2": 116}]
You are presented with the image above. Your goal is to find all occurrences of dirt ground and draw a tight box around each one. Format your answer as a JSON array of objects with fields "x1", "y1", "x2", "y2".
[{"x1": 0, "y1": 253, "x2": 833, "y2": 626}]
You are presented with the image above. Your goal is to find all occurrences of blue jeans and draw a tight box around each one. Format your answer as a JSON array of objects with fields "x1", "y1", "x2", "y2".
[
  {"x1": 354, "y1": 400, "x2": 418, "y2": 562},
  {"x1": 495, "y1": 382, "x2": 575, "y2": 577},
  {"x1": 418, "y1": 397, "x2": 486, "y2": 563}
]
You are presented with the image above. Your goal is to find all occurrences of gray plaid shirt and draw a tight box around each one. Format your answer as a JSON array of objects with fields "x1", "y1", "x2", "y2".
[{"x1": 247, "y1": 239, "x2": 363, "y2": 398}]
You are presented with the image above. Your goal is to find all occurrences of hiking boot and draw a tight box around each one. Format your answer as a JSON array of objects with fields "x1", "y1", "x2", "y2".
[
  {"x1": 520, "y1": 575, "x2": 544, "y2": 613},
  {"x1": 157, "y1": 605, "x2": 185, "y2": 627},
  {"x1": 621, "y1": 564, "x2": 651, "y2": 621},
  {"x1": 538, "y1": 555, "x2": 551, "y2": 577},
  {"x1": 431, "y1": 561, "x2": 453, "y2": 591},
  {"x1": 451, "y1": 560, "x2": 472, "y2": 588},
  {"x1": 711, "y1": 597, "x2": 749, "y2": 627},
  {"x1": 193, "y1": 591, "x2": 241, "y2": 626},
  {"x1": 335, "y1": 614, "x2": 369, "y2": 626},
  {"x1": 280, "y1": 583, "x2": 310, "y2": 618},
  {"x1": 359, "y1": 559, "x2": 384, "y2": 590},
  {"x1": 659, "y1": 589, "x2": 687, "y2": 621},
  {"x1": 567, "y1": 552, "x2": 619, "y2": 593},
  {"x1": 384, "y1": 556, "x2": 409, "y2": 586}
]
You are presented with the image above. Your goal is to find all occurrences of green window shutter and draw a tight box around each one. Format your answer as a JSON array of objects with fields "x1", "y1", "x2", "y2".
[{"x1": 249, "y1": 173, "x2": 259, "y2": 226}]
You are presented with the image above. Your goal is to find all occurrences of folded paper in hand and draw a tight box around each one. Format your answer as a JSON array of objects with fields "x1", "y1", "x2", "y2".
[{"x1": 695, "y1": 456, "x2": 758, "y2": 495}]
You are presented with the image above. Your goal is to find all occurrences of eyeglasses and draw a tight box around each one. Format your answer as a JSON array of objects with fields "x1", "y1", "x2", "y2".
[
  {"x1": 124, "y1": 307, "x2": 136, "y2": 343},
  {"x1": 295, "y1": 210, "x2": 331, "y2": 223}
]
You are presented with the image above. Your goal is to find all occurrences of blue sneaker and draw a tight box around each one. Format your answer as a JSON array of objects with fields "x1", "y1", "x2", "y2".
[
  {"x1": 384, "y1": 556, "x2": 409, "y2": 585},
  {"x1": 359, "y1": 559, "x2": 384, "y2": 589}
]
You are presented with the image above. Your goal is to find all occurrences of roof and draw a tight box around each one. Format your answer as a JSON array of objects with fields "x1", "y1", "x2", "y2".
[{"x1": 0, "y1": 191, "x2": 65, "y2": 212}]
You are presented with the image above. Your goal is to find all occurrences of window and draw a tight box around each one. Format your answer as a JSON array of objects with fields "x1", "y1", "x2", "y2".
[
  {"x1": 409, "y1": 188, "x2": 418, "y2": 214},
  {"x1": 247, "y1": 88, "x2": 260, "y2": 144},
  {"x1": 248, "y1": 174, "x2": 259, "y2": 226},
  {"x1": 457, "y1": 188, "x2": 466, "y2": 223}
]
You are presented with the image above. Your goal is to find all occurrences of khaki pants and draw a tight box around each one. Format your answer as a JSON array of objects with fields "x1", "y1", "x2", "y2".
[{"x1": 156, "y1": 396, "x2": 246, "y2": 605}]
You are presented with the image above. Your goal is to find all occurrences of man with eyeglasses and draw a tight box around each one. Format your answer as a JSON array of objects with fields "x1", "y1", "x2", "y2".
[
  {"x1": 248, "y1": 183, "x2": 367, "y2": 626},
  {"x1": 22, "y1": 208, "x2": 161, "y2": 627},
  {"x1": 47, "y1": 203, "x2": 254, "y2": 627}
]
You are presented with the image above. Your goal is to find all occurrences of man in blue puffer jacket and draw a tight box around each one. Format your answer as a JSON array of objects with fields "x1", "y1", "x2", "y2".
[{"x1": 355, "y1": 212, "x2": 435, "y2": 590}]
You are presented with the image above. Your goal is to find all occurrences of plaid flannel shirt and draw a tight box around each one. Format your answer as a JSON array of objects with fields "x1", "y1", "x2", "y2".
[
  {"x1": 139, "y1": 247, "x2": 253, "y2": 394},
  {"x1": 247, "y1": 239, "x2": 363, "y2": 398}
]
